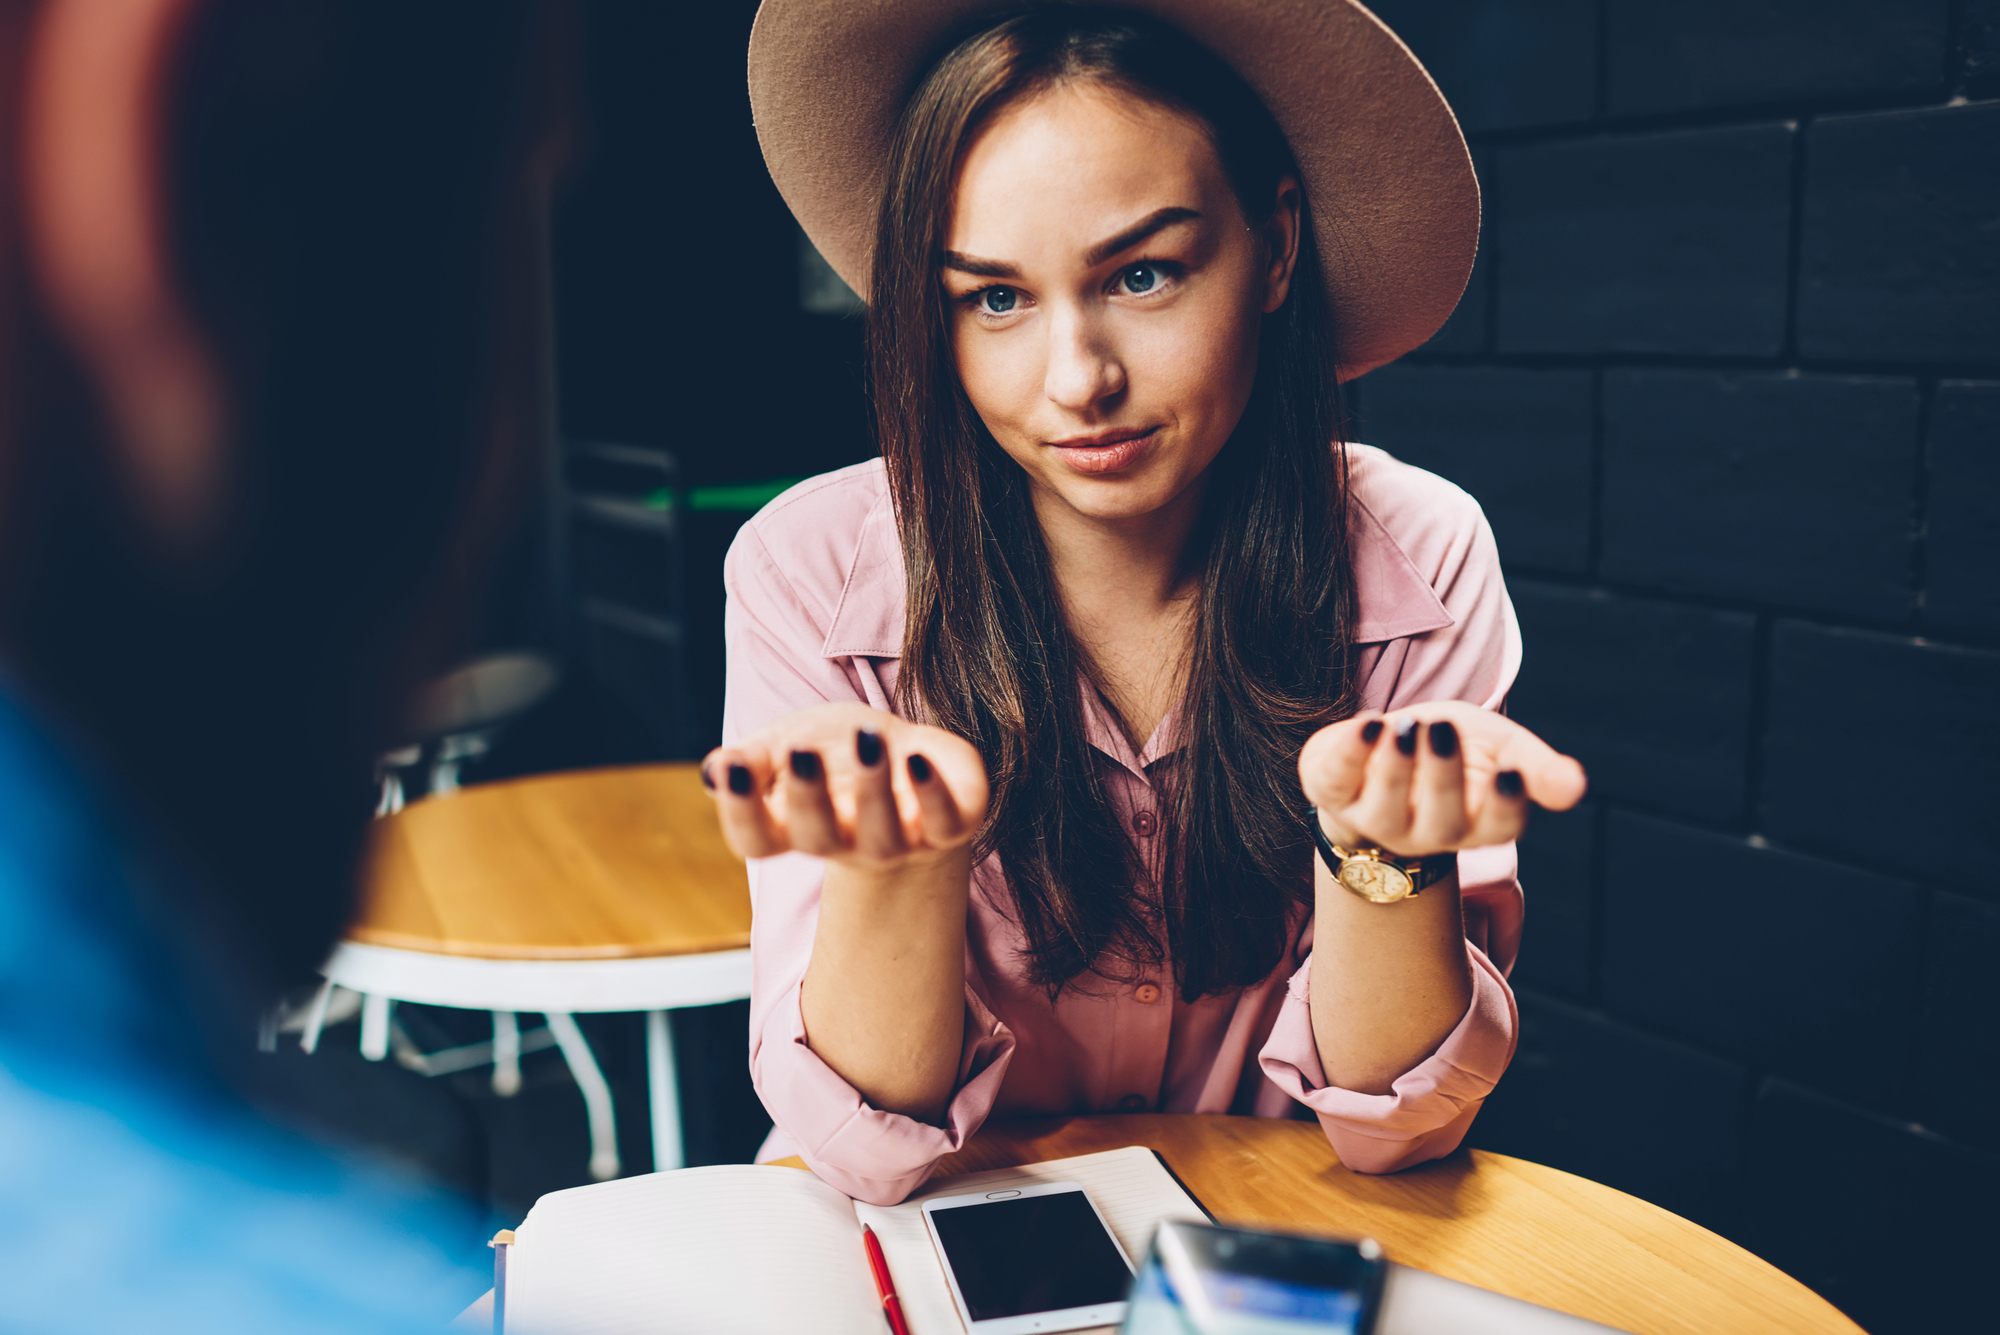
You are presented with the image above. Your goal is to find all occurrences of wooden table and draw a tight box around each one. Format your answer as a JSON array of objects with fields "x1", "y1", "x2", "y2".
[
  {"x1": 790, "y1": 1114, "x2": 1860, "y2": 1335},
  {"x1": 352, "y1": 763, "x2": 749, "y2": 958},
  {"x1": 311, "y1": 764, "x2": 752, "y2": 1178}
]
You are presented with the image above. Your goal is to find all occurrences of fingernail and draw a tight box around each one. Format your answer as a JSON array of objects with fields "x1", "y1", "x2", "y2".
[
  {"x1": 1496, "y1": 770, "x2": 1524, "y2": 798},
  {"x1": 856, "y1": 730, "x2": 884, "y2": 767},
  {"x1": 727, "y1": 764, "x2": 754, "y2": 796},
  {"x1": 789, "y1": 750, "x2": 822, "y2": 781},
  {"x1": 1394, "y1": 717, "x2": 1419, "y2": 757},
  {"x1": 1428, "y1": 721, "x2": 1459, "y2": 759},
  {"x1": 1360, "y1": 718, "x2": 1384, "y2": 745},
  {"x1": 907, "y1": 753, "x2": 933, "y2": 783},
  {"x1": 700, "y1": 761, "x2": 715, "y2": 791}
]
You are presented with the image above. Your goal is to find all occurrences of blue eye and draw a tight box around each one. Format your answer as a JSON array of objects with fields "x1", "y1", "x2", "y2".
[
  {"x1": 1120, "y1": 264, "x2": 1159, "y2": 294},
  {"x1": 980, "y1": 287, "x2": 1018, "y2": 313}
]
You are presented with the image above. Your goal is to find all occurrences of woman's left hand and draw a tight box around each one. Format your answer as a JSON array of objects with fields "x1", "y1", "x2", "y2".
[{"x1": 1299, "y1": 701, "x2": 1587, "y2": 856}]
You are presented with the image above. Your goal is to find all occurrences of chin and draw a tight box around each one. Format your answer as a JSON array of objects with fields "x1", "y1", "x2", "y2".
[{"x1": 1045, "y1": 473, "x2": 1182, "y2": 521}]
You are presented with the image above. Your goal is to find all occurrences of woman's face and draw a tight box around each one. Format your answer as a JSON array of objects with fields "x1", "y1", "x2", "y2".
[{"x1": 944, "y1": 82, "x2": 1298, "y2": 529}]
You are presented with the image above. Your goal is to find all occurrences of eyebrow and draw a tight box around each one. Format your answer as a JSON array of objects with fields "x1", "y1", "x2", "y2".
[{"x1": 941, "y1": 206, "x2": 1203, "y2": 279}]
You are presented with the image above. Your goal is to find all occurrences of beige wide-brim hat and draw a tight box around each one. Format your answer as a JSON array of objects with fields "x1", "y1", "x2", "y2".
[{"x1": 748, "y1": 0, "x2": 1477, "y2": 380}]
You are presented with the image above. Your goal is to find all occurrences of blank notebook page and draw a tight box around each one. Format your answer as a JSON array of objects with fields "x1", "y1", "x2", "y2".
[
  {"x1": 504, "y1": 1165, "x2": 879, "y2": 1335},
  {"x1": 853, "y1": 1146, "x2": 1211, "y2": 1335}
]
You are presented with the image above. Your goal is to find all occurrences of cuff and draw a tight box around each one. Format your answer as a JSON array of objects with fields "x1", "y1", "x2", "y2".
[
  {"x1": 751, "y1": 977, "x2": 1016, "y2": 1204},
  {"x1": 1257, "y1": 940, "x2": 1517, "y2": 1174}
]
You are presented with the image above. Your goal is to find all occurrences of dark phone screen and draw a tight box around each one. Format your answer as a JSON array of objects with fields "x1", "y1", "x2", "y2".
[{"x1": 929, "y1": 1191, "x2": 1132, "y2": 1321}]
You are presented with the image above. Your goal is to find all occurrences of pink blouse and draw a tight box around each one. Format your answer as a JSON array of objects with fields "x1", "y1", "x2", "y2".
[{"x1": 724, "y1": 445, "x2": 1524, "y2": 1205}]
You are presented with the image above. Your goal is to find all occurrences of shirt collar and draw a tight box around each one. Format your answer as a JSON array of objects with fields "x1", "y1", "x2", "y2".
[{"x1": 819, "y1": 485, "x2": 1453, "y2": 660}]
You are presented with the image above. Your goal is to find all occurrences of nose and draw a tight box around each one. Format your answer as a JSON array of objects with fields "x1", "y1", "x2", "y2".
[{"x1": 1042, "y1": 304, "x2": 1125, "y2": 414}]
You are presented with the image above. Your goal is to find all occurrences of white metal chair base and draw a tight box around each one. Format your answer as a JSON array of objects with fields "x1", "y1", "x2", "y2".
[{"x1": 314, "y1": 943, "x2": 753, "y2": 1179}]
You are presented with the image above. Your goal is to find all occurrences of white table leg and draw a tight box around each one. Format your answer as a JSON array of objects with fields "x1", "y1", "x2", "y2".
[
  {"x1": 300, "y1": 977, "x2": 336, "y2": 1054},
  {"x1": 492, "y1": 1010, "x2": 522, "y2": 1097},
  {"x1": 360, "y1": 993, "x2": 393, "y2": 1061},
  {"x1": 545, "y1": 1011, "x2": 620, "y2": 1181},
  {"x1": 646, "y1": 1010, "x2": 683, "y2": 1173}
]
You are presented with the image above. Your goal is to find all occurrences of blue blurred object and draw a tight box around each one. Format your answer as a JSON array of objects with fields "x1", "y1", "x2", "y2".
[{"x1": 0, "y1": 687, "x2": 489, "y2": 1334}]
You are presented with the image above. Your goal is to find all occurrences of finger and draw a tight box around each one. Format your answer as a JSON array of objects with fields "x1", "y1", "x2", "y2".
[
  {"x1": 707, "y1": 747, "x2": 785, "y2": 858},
  {"x1": 913, "y1": 728, "x2": 991, "y2": 831},
  {"x1": 1465, "y1": 767, "x2": 1531, "y2": 848},
  {"x1": 1491, "y1": 729, "x2": 1590, "y2": 811},
  {"x1": 1406, "y1": 719, "x2": 1470, "y2": 854},
  {"x1": 781, "y1": 748, "x2": 844, "y2": 856},
  {"x1": 1345, "y1": 714, "x2": 1419, "y2": 849},
  {"x1": 906, "y1": 752, "x2": 966, "y2": 847},
  {"x1": 1299, "y1": 713, "x2": 1386, "y2": 811},
  {"x1": 848, "y1": 728, "x2": 906, "y2": 862}
]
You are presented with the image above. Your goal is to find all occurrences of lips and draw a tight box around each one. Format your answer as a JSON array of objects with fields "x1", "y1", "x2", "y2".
[{"x1": 1047, "y1": 426, "x2": 1158, "y2": 475}]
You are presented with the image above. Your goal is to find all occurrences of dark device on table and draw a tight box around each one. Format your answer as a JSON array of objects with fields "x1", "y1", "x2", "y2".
[
  {"x1": 923, "y1": 1180, "x2": 1135, "y2": 1333},
  {"x1": 1120, "y1": 1220, "x2": 1388, "y2": 1335}
]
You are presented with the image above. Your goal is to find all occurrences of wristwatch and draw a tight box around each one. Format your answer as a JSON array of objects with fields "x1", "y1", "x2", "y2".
[{"x1": 1309, "y1": 811, "x2": 1456, "y2": 904}]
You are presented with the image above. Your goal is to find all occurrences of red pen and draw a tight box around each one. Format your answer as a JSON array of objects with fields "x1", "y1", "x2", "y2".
[{"x1": 861, "y1": 1224, "x2": 912, "y2": 1335}]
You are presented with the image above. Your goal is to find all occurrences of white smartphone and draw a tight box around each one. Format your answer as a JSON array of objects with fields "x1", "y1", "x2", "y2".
[{"x1": 920, "y1": 1179, "x2": 1135, "y2": 1334}]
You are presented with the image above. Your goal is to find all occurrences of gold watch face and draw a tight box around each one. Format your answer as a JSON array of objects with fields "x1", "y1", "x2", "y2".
[{"x1": 1337, "y1": 856, "x2": 1414, "y2": 904}]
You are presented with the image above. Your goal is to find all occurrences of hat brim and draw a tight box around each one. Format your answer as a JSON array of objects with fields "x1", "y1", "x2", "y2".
[{"x1": 748, "y1": 0, "x2": 1477, "y2": 381}]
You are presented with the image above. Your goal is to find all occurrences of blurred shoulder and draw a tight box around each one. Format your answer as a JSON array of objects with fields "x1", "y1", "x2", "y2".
[
  {"x1": 1341, "y1": 441, "x2": 1508, "y2": 651},
  {"x1": 1344, "y1": 441, "x2": 1490, "y2": 563},
  {"x1": 724, "y1": 460, "x2": 897, "y2": 628},
  {"x1": 727, "y1": 460, "x2": 888, "y2": 576}
]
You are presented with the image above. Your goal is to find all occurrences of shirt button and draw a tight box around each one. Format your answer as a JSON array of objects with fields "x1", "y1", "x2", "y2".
[
  {"x1": 1133, "y1": 810, "x2": 1157, "y2": 837},
  {"x1": 1134, "y1": 982, "x2": 1161, "y2": 1005},
  {"x1": 1116, "y1": 1094, "x2": 1148, "y2": 1112}
]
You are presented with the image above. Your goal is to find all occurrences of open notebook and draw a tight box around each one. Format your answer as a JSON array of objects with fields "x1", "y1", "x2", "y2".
[{"x1": 500, "y1": 1147, "x2": 1208, "y2": 1335}]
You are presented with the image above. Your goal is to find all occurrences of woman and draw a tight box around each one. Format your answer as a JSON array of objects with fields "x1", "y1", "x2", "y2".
[{"x1": 711, "y1": 1, "x2": 1587, "y2": 1206}]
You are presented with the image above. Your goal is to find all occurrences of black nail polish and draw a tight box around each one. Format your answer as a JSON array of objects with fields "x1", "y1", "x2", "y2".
[
  {"x1": 1428, "y1": 721, "x2": 1459, "y2": 759},
  {"x1": 907, "y1": 753, "x2": 933, "y2": 783},
  {"x1": 1360, "y1": 718, "x2": 1384, "y2": 745},
  {"x1": 1495, "y1": 770, "x2": 1524, "y2": 798},
  {"x1": 699, "y1": 761, "x2": 715, "y2": 791},
  {"x1": 727, "y1": 764, "x2": 754, "y2": 796},
  {"x1": 856, "y1": 730, "x2": 884, "y2": 767},
  {"x1": 1394, "y1": 717, "x2": 1419, "y2": 756},
  {"x1": 789, "y1": 750, "x2": 823, "y2": 782}
]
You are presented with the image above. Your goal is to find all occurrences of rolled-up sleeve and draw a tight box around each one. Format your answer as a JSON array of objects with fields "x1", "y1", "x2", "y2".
[
  {"x1": 749, "y1": 893, "x2": 1016, "y2": 1202},
  {"x1": 725, "y1": 516, "x2": 1016, "y2": 1204},
  {"x1": 1257, "y1": 923, "x2": 1518, "y2": 1174},
  {"x1": 1256, "y1": 457, "x2": 1526, "y2": 1171}
]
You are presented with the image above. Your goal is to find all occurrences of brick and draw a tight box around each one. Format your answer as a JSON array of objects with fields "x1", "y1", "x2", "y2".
[
  {"x1": 1601, "y1": 370, "x2": 1920, "y2": 619},
  {"x1": 1966, "y1": 0, "x2": 2000, "y2": 83},
  {"x1": 1924, "y1": 381, "x2": 2000, "y2": 633},
  {"x1": 1605, "y1": 0, "x2": 1950, "y2": 115},
  {"x1": 1496, "y1": 124, "x2": 1793, "y2": 357},
  {"x1": 1742, "y1": 1079, "x2": 1996, "y2": 1334},
  {"x1": 1356, "y1": 366, "x2": 1592, "y2": 574},
  {"x1": 1509, "y1": 583, "x2": 1756, "y2": 822},
  {"x1": 1762, "y1": 623, "x2": 2000, "y2": 887},
  {"x1": 1923, "y1": 893, "x2": 2000, "y2": 1144},
  {"x1": 1467, "y1": 991, "x2": 1743, "y2": 1231},
  {"x1": 1512, "y1": 802, "x2": 1596, "y2": 1000},
  {"x1": 1364, "y1": 0, "x2": 1596, "y2": 134},
  {"x1": 1419, "y1": 187, "x2": 1489, "y2": 355},
  {"x1": 1799, "y1": 102, "x2": 2000, "y2": 363},
  {"x1": 1601, "y1": 812, "x2": 1923, "y2": 1106}
]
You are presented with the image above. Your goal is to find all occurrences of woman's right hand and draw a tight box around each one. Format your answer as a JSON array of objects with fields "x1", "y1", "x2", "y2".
[{"x1": 703, "y1": 703, "x2": 990, "y2": 871}]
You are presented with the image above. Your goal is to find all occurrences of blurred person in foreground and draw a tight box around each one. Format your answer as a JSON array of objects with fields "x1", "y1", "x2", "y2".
[{"x1": 0, "y1": 0, "x2": 567, "y2": 1328}]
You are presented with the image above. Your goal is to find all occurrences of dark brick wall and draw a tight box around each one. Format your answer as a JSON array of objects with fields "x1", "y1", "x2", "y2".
[{"x1": 1358, "y1": 5, "x2": 1998, "y2": 1331}]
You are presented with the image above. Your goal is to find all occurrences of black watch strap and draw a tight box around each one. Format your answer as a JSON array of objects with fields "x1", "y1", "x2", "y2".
[{"x1": 1308, "y1": 810, "x2": 1458, "y2": 891}]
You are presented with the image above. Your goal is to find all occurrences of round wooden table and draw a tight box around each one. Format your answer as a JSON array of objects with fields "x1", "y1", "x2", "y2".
[
  {"x1": 823, "y1": 1114, "x2": 1862, "y2": 1335},
  {"x1": 310, "y1": 763, "x2": 752, "y2": 1179}
]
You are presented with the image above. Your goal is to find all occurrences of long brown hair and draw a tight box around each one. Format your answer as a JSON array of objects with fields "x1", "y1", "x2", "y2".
[{"x1": 873, "y1": 6, "x2": 1359, "y2": 1000}]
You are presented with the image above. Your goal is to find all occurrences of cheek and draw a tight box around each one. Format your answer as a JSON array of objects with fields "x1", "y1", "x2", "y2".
[
  {"x1": 952, "y1": 325, "x2": 1036, "y2": 437},
  {"x1": 1139, "y1": 290, "x2": 1261, "y2": 428}
]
